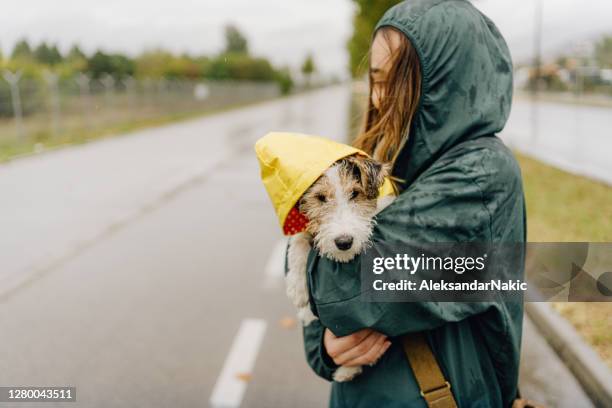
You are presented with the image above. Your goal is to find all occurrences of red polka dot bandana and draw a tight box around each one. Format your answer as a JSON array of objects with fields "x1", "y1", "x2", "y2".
[{"x1": 283, "y1": 206, "x2": 309, "y2": 235}]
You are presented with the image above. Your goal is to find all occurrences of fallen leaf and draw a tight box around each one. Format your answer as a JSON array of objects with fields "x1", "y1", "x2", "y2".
[
  {"x1": 279, "y1": 316, "x2": 297, "y2": 329},
  {"x1": 235, "y1": 372, "x2": 252, "y2": 382}
]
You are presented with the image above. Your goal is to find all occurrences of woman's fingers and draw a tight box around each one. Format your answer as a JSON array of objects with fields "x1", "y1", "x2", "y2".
[
  {"x1": 343, "y1": 337, "x2": 392, "y2": 367},
  {"x1": 323, "y1": 328, "x2": 392, "y2": 367},
  {"x1": 332, "y1": 330, "x2": 386, "y2": 366},
  {"x1": 324, "y1": 328, "x2": 373, "y2": 360}
]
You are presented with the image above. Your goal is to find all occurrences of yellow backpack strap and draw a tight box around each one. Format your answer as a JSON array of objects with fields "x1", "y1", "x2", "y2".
[{"x1": 401, "y1": 333, "x2": 458, "y2": 408}]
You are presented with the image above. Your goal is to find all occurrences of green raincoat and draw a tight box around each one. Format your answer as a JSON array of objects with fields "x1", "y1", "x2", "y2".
[{"x1": 298, "y1": 1, "x2": 526, "y2": 407}]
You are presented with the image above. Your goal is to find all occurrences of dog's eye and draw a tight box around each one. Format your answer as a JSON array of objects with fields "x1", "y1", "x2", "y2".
[
  {"x1": 316, "y1": 194, "x2": 327, "y2": 203},
  {"x1": 350, "y1": 190, "x2": 359, "y2": 200}
]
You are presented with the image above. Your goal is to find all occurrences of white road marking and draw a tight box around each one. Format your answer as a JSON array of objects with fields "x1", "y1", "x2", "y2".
[
  {"x1": 262, "y1": 238, "x2": 288, "y2": 289},
  {"x1": 209, "y1": 318, "x2": 267, "y2": 408}
]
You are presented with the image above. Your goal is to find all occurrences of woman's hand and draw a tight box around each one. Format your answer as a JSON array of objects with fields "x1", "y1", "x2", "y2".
[{"x1": 323, "y1": 328, "x2": 391, "y2": 367}]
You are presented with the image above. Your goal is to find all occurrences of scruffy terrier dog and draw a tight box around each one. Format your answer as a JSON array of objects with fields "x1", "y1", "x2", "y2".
[{"x1": 286, "y1": 154, "x2": 395, "y2": 382}]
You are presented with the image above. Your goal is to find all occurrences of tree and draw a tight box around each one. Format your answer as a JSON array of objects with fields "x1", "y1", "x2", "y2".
[
  {"x1": 165, "y1": 56, "x2": 200, "y2": 79},
  {"x1": 595, "y1": 35, "x2": 612, "y2": 68},
  {"x1": 275, "y1": 67, "x2": 294, "y2": 95},
  {"x1": 204, "y1": 53, "x2": 276, "y2": 81},
  {"x1": 224, "y1": 24, "x2": 248, "y2": 54},
  {"x1": 49, "y1": 44, "x2": 63, "y2": 65},
  {"x1": 346, "y1": 0, "x2": 401, "y2": 77},
  {"x1": 67, "y1": 45, "x2": 86, "y2": 61},
  {"x1": 87, "y1": 51, "x2": 113, "y2": 79},
  {"x1": 555, "y1": 55, "x2": 569, "y2": 69},
  {"x1": 301, "y1": 53, "x2": 316, "y2": 86},
  {"x1": 135, "y1": 50, "x2": 174, "y2": 78},
  {"x1": 11, "y1": 38, "x2": 33, "y2": 60},
  {"x1": 87, "y1": 50, "x2": 134, "y2": 79},
  {"x1": 34, "y1": 42, "x2": 63, "y2": 65}
]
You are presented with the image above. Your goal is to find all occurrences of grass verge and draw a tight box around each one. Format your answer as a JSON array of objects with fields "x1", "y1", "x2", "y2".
[
  {"x1": 517, "y1": 153, "x2": 612, "y2": 368},
  {"x1": 0, "y1": 94, "x2": 287, "y2": 163},
  {"x1": 0, "y1": 109, "x2": 221, "y2": 162}
]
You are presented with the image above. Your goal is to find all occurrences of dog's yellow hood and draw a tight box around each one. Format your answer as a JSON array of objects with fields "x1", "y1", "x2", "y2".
[{"x1": 254, "y1": 132, "x2": 394, "y2": 235}]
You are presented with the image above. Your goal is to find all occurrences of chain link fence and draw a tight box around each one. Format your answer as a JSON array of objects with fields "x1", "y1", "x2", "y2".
[{"x1": 0, "y1": 71, "x2": 280, "y2": 160}]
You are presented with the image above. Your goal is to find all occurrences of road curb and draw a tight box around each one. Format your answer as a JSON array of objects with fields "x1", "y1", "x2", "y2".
[{"x1": 525, "y1": 302, "x2": 612, "y2": 407}]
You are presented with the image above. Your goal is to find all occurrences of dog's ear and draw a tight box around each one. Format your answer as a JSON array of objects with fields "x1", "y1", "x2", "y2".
[
  {"x1": 297, "y1": 184, "x2": 314, "y2": 214},
  {"x1": 346, "y1": 155, "x2": 389, "y2": 199},
  {"x1": 296, "y1": 195, "x2": 306, "y2": 213}
]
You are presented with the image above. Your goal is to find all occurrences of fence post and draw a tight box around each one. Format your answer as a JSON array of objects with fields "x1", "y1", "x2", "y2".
[
  {"x1": 122, "y1": 76, "x2": 136, "y2": 110},
  {"x1": 141, "y1": 77, "x2": 150, "y2": 110},
  {"x1": 2, "y1": 69, "x2": 24, "y2": 140},
  {"x1": 76, "y1": 73, "x2": 92, "y2": 130},
  {"x1": 43, "y1": 70, "x2": 61, "y2": 137},
  {"x1": 157, "y1": 78, "x2": 167, "y2": 108},
  {"x1": 101, "y1": 74, "x2": 115, "y2": 108}
]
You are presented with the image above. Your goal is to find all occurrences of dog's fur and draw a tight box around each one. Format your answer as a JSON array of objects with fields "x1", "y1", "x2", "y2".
[{"x1": 285, "y1": 154, "x2": 395, "y2": 382}]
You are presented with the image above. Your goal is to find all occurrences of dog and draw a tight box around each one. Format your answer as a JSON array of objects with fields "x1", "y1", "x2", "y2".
[{"x1": 285, "y1": 154, "x2": 395, "y2": 382}]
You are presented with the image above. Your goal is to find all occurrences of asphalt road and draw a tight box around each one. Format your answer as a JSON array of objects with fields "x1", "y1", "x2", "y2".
[
  {"x1": 501, "y1": 96, "x2": 612, "y2": 185},
  {"x1": 0, "y1": 85, "x2": 594, "y2": 407}
]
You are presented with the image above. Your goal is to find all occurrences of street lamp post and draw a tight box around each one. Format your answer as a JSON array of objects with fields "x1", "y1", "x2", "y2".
[{"x1": 533, "y1": 0, "x2": 543, "y2": 96}]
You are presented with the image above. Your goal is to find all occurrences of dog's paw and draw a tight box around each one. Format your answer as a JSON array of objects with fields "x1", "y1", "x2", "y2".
[
  {"x1": 298, "y1": 306, "x2": 318, "y2": 326},
  {"x1": 333, "y1": 365, "x2": 362, "y2": 382}
]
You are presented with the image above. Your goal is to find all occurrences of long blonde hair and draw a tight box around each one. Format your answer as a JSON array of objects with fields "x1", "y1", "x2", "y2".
[{"x1": 353, "y1": 26, "x2": 422, "y2": 167}]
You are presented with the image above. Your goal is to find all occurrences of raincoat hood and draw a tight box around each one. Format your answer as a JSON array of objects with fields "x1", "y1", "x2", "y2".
[
  {"x1": 375, "y1": 0, "x2": 513, "y2": 187},
  {"x1": 255, "y1": 132, "x2": 395, "y2": 235}
]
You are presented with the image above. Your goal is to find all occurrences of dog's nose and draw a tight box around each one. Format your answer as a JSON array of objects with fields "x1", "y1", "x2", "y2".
[{"x1": 334, "y1": 235, "x2": 354, "y2": 251}]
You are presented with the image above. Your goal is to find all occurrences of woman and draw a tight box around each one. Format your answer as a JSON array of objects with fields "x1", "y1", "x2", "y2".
[{"x1": 301, "y1": 0, "x2": 525, "y2": 407}]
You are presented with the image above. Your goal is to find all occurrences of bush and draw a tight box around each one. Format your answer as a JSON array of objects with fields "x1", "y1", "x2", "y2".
[
  {"x1": 87, "y1": 51, "x2": 135, "y2": 80},
  {"x1": 275, "y1": 68, "x2": 294, "y2": 95},
  {"x1": 205, "y1": 53, "x2": 276, "y2": 81}
]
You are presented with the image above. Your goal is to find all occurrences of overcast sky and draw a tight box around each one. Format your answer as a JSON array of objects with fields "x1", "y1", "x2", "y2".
[{"x1": 1, "y1": 0, "x2": 611, "y2": 76}]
